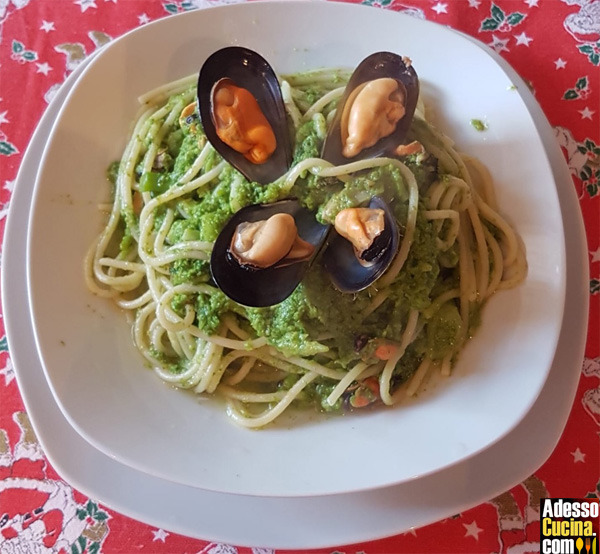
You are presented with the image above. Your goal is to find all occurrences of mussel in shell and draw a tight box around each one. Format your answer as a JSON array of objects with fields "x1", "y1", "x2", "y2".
[
  {"x1": 197, "y1": 46, "x2": 292, "y2": 184},
  {"x1": 321, "y1": 51, "x2": 419, "y2": 166},
  {"x1": 210, "y1": 200, "x2": 329, "y2": 307},
  {"x1": 322, "y1": 197, "x2": 401, "y2": 293}
]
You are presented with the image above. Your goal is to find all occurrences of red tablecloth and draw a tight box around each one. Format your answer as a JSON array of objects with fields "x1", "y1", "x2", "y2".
[{"x1": 0, "y1": 1, "x2": 598, "y2": 553}]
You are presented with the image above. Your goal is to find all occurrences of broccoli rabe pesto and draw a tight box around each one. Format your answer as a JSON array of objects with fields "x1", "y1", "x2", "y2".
[{"x1": 114, "y1": 85, "x2": 467, "y2": 411}]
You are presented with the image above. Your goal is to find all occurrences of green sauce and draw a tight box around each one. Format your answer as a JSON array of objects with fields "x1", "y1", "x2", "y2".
[
  {"x1": 116, "y1": 84, "x2": 480, "y2": 412},
  {"x1": 470, "y1": 118, "x2": 488, "y2": 132}
]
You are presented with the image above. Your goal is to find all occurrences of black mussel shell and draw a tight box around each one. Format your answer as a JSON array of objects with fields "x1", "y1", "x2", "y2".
[
  {"x1": 323, "y1": 197, "x2": 400, "y2": 293},
  {"x1": 321, "y1": 52, "x2": 419, "y2": 166},
  {"x1": 210, "y1": 199, "x2": 330, "y2": 307},
  {"x1": 197, "y1": 46, "x2": 292, "y2": 184}
]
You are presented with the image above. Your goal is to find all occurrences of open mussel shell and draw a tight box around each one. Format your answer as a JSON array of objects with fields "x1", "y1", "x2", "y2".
[
  {"x1": 197, "y1": 46, "x2": 292, "y2": 184},
  {"x1": 321, "y1": 52, "x2": 419, "y2": 166},
  {"x1": 323, "y1": 197, "x2": 400, "y2": 293},
  {"x1": 210, "y1": 199, "x2": 330, "y2": 307}
]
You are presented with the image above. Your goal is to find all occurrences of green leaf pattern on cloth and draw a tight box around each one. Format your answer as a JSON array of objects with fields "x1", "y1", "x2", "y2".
[
  {"x1": 563, "y1": 75, "x2": 591, "y2": 99},
  {"x1": 577, "y1": 41, "x2": 600, "y2": 66},
  {"x1": 480, "y1": 2, "x2": 526, "y2": 32},
  {"x1": 577, "y1": 138, "x2": 600, "y2": 198},
  {"x1": 11, "y1": 39, "x2": 37, "y2": 63},
  {"x1": 0, "y1": 140, "x2": 18, "y2": 156}
]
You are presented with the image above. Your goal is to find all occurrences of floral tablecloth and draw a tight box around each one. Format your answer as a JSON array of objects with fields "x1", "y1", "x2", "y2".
[{"x1": 0, "y1": 1, "x2": 598, "y2": 553}]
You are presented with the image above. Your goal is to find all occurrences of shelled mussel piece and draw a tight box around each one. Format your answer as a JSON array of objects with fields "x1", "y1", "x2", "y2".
[
  {"x1": 323, "y1": 197, "x2": 401, "y2": 293},
  {"x1": 210, "y1": 199, "x2": 329, "y2": 307},
  {"x1": 197, "y1": 46, "x2": 292, "y2": 184},
  {"x1": 321, "y1": 51, "x2": 419, "y2": 167}
]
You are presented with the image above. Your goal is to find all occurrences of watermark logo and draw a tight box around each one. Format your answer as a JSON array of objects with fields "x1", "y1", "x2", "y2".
[{"x1": 541, "y1": 498, "x2": 599, "y2": 554}]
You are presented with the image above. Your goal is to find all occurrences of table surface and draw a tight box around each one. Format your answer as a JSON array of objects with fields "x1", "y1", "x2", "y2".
[{"x1": 0, "y1": 1, "x2": 598, "y2": 553}]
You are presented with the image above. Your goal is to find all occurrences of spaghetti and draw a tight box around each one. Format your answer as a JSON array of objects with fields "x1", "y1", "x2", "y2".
[{"x1": 85, "y1": 67, "x2": 527, "y2": 428}]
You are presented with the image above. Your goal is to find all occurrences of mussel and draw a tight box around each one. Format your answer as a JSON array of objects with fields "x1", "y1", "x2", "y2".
[
  {"x1": 321, "y1": 51, "x2": 419, "y2": 166},
  {"x1": 323, "y1": 197, "x2": 400, "y2": 293},
  {"x1": 210, "y1": 200, "x2": 329, "y2": 307},
  {"x1": 197, "y1": 46, "x2": 292, "y2": 184}
]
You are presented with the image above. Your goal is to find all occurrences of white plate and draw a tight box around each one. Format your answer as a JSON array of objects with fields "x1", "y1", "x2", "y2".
[
  {"x1": 26, "y1": 2, "x2": 565, "y2": 497},
  {"x1": 3, "y1": 14, "x2": 587, "y2": 550}
]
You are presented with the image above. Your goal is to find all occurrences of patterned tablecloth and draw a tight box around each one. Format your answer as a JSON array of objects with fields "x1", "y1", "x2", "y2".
[{"x1": 0, "y1": 1, "x2": 598, "y2": 553}]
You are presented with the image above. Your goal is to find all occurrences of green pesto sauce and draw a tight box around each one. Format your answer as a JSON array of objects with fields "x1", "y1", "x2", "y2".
[
  {"x1": 165, "y1": 117, "x2": 447, "y2": 361},
  {"x1": 116, "y1": 84, "x2": 476, "y2": 409}
]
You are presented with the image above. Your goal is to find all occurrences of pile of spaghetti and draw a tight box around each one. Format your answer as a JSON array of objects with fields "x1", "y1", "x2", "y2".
[{"x1": 85, "y1": 68, "x2": 527, "y2": 428}]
